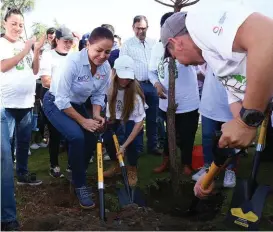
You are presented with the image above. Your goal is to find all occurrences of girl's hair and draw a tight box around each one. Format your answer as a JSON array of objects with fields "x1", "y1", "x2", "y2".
[
  {"x1": 4, "y1": 8, "x2": 23, "y2": 21},
  {"x1": 51, "y1": 38, "x2": 57, "y2": 49},
  {"x1": 108, "y1": 70, "x2": 145, "y2": 122},
  {"x1": 88, "y1": 27, "x2": 114, "y2": 45},
  {"x1": 46, "y1": 27, "x2": 56, "y2": 36}
]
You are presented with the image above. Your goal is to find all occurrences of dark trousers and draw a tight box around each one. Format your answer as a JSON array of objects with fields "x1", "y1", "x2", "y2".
[
  {"x1": 48, "y1": 120, "x2": 61, "y2": 167},
  {"x1": 103, "y1": 121, "x2": 143, "y2": 166},
  {"x1": 41, "y1": 89, "x2": 62, "y2": 167},
  {"x1": 161, "y1": 109, "x2": 199, "y2": 166},
  {"x1": 140, "y1": 81, "x2": 158, "y2": 151},
  {"x1": 43, "y1": 92, "x2": 96, "y2": 187}
]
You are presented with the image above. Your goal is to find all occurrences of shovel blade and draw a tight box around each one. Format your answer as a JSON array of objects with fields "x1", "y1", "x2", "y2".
[
  {"x1": 117, "y1": 187, "x2": 145, "y2": 208},
  {"x1": 226, "y1": 179, "x2": 270, "y2": 230}
]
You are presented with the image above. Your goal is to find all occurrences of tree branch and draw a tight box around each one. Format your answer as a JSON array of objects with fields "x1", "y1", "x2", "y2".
[
  {"x1": 179, "y1": 0, "x2": 199, "y2": 8},
  {"x1": 170, "y1": 0, "x2": 175, "y2": 3},
  {"x1": 154, "y1": 0, "x2": 174, "y2": 8},
  {"x1": 19, "y1": 0, "x2": 26, "y2": 10},
  {"x1": 11, "y1": 0, "x2": 18, "y2": 8}
]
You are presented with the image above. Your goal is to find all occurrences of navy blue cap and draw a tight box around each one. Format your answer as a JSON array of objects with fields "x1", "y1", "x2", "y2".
[{"x1": 81, "y1": 33, "x2": 90, "y2": 42}]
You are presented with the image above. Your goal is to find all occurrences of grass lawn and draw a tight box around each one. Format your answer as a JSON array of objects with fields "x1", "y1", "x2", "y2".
[{"x1": 17, "y1": 127, "x2": 273, "y2": 230}]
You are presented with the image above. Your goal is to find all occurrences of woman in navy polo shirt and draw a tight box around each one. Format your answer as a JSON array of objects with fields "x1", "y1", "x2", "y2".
[{"x1": 43, "y1": 27, "x2": 113, "y2": 209}]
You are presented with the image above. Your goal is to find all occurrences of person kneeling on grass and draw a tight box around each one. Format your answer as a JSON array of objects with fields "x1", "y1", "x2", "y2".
[{"x1": 103, "y1": 55, "x2": 147, "y2": 186}]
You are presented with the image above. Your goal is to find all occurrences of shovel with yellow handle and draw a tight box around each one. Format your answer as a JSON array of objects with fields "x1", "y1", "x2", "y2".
[
  {"x1": 112, "y1": 130, "x2": 145, "y2": 208},
  {"x1": 96, "y1": 133, "x2": 106, "y2": 221},
  {"x1": 184, "y1": 131, "x2": 234, "y2": 216},
  {"x1": 225, "y1": 107, "x2": 272, "y2": 230}
]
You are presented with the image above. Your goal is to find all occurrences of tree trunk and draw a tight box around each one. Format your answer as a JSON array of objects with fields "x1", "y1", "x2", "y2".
[
  {"x1": 174, "y1": 5, "x2": 182, "y2": 12},
  {"x1": 167, "y1": 57, "x2": 181, "y2": 196}
]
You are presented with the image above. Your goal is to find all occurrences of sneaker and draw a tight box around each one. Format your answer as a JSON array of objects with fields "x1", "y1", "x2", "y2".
[
  {"x1": 30, "y1": 143, "x2": 40, "y2": 150},
  {"x1": 49, "y1": 166, "x2": 64, "y2": 178},
  {"x1": 75, "y1": 186, "x2": 95, "y2": 209},
  {"x1": 103, "y1": 154, "x2": 111, "y2": 161},
  {"x1": 66, "y1": 164, "x2": 72, "y2": 173},
  {"x1": 103, "y1": 147, "x2": 111, "y2": 161},
  {"x1": 89, "y1": 156, "x2": 94, "y2": 163},
  {"x1": 192, "y1": 166, "x2": 208, "y2": 182},
  {"x1": 1, "y1": 220, "x2": 20, "y2": 231},
  {"x1": 38, "y1": 142, "x2": 48, "y2": 148},
  {"x1": 223, "y1": 170, "x2": 236, "y2": 188},
  {"x1": 17, "y1": 173, "x2": 42, "y2": 186}
]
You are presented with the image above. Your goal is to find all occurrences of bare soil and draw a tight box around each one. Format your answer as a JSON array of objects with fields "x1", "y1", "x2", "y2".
[{"x1": 17, "y1": 176, "x2": 228, "y2": 231}]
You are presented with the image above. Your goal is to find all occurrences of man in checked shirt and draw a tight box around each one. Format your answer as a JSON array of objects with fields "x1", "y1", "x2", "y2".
[{"x1": 120, "y1": 15, "x2": 162, "y2": 156}]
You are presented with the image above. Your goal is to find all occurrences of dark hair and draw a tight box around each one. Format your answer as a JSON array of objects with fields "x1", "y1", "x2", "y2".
[
  {"x1": 114, "y1": 34, "x2": 121, "y2": 40},
  {"x1": 4, "y1": 8, "x2": 23, "y2": 21},
  {"x1": 88, "y1": 27, "x2": 114, "y2": 45},
  {"x1": 101, "y1": 24, "x2": 115, "y2": 35},
  {"x1": 46, "y1": 27, "x2": 56, "y2": 35},
  {"x1": 51, "y1": 38, "x2": 57, "y2": 49},
  {"x1": 0, "y1": 33, "x2": 5, "y2": 37},
  {"x1": 160, "y1": 12, "x2": 174, "y2": 27},
  {"x1": 133, "y1": 15, "x2": 148, "y2": 26}
]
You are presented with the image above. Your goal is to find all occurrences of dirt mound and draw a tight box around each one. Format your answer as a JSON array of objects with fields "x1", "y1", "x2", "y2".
[{"x1": 17, "y1": 178, "x2": 226, "y2": 231}]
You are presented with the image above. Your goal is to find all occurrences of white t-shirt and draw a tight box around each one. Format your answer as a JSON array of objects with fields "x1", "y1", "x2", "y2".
[
  {"x1": 42, "y1": 42, "x2": 52, "y2": 52},
  {"x1": 186, "y1": 0, "x2": 254, "y2": 104},
  {"x1": 199, "y1": 66, "x2": 233, "y2": 122},
  {"x1": 106, "y1": 89, "x2": 148, "y2": 123},
  {"x1": 150, "y1": 41, "x2": 199, "y2": 113},
  {"x1": 0, "y1": 38, "x2": 36, "y2": 108},
  {"x1": 39, "y1": 49, "x2": 69, "y2": 94}
]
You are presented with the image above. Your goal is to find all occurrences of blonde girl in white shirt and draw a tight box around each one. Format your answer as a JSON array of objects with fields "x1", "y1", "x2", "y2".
[{"x1": 103, "y1": 55, "x2": 147, "y2": 186}]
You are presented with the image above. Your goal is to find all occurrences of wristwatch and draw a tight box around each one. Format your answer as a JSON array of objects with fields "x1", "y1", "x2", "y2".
[{"x1": 239, "y1": 107, "x2": 265, "y2": 127}]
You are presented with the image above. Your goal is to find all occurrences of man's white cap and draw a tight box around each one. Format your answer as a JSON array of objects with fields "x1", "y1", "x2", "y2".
[{"x1": 113, "y1": 55, "x2": 135, "y2": 80}]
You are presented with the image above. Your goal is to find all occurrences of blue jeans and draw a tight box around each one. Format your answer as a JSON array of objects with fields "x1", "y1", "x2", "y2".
[
  {"x1": 5, "y1": 108, "x2": 32, "y2": 177},
  {"x1": 140, "y1": 82, "x2": 158, "y2": 151},
  {"x1": 202, "y1": 116, "x2": 235, "y2": 169},
  {"x1": 1, "y1": 107, "x2": 17, "y2": 222},
  {"x1": 43, "y1": 92, "x2": 96, "y2": 187},
  {"x1": 103, "y1": 121, "x2": 143, "y2": 166}
]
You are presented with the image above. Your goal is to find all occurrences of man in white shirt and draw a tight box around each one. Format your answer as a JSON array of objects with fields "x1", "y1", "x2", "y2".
[
  {"x1": 160, "y1": 0, "x2": 273, "y2": 198},
  {"x1": 120, "y1": 15, "x2": 161, "y2": 155},
  {"x1": 160, "y1": 0, "x2": 273, "y2": 150},
  {"x1": 149, "y1": 12, "x2": 200, "y2": 175}
]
